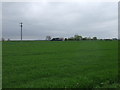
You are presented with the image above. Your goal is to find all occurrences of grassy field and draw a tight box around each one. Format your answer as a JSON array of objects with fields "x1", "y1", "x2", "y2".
[
  {"x1": 0, "y1": 42, "x2": 2, "y2": 89},
  {"x1": 2, "y1": 41, "x2": 119, "y2": 88}
]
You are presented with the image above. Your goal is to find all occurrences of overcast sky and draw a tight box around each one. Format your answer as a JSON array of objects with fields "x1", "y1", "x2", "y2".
[{"x1": 2, "y1": 1, "x2": 118, "y2": 40}]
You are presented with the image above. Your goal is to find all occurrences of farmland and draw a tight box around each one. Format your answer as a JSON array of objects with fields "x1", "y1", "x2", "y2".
[{"x1": 2, "y1": 41, "x2": 119, "y2": 88}]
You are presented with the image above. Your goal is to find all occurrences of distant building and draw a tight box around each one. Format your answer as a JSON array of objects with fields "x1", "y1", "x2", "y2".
[{"x1": 51, "y1": 38, "x2": 64, "y2": 41}]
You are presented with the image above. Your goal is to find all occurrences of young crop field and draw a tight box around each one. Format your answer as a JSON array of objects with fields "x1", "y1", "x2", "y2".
[{"x1": 2, "y1": 41, "x2": 119, "y2": 88}]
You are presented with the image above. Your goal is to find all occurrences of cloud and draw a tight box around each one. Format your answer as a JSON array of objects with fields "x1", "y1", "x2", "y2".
[
  {"x1": 0, "y1": 2, "x2": 2, "y2": 38},
  {"x1": 2, "y1": 2, "x2": 118, "y2": 40}
]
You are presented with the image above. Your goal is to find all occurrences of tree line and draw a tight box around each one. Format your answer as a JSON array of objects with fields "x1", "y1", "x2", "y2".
[
  {"x1": 1, "y1": 35, "x2": 118, "y2": 41},
  {"x1": 65, "y1": 35, "x2": 97, "y2": 41},
  {"x1": 46, "y1": 35, "x2": 118, "y2": 41}
]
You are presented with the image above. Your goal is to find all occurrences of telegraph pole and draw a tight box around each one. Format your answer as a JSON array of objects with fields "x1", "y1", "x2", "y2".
[{"x1": 20, "y1": 22, "x2": 23, "y2": 40}]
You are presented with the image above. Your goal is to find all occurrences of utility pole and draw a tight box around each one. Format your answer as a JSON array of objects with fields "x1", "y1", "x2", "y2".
[{"x1": 20, "y1": 22, "x2": 23, "y2": 40}]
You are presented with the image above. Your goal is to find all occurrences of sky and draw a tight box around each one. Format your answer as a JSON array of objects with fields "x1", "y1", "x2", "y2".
[
  {"x1": 0, "y1": 2, "x2": 2, "y2": 40},
  {"x1": 119, "y1": 1, "x2": 120, "y2": 39},
  {"x1": 2, "y1": 1, "x2": 118, "y2": 40}
]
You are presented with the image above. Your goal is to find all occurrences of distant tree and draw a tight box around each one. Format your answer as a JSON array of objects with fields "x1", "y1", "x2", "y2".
[
  {"x1": 65, "y1": 38, "x2": 68, "y2": 41},
  {"x1": 104, "y1": 39, "x2": 112, "y2": 41},
  {"x1": 8, "y1": 38, "x2": 10, "y2": 41},
  {"x1": 99, "y1": 39, "x2": 103, "y2": 40},
  {"x1": 68, "y1": 37, "x2": 75, "y2": 41},
  {"x1": 82, "y1": 37, "x2": 87, "y2": 40},
  {"x1": 93, "y1": 37, "x2": 97, "y2": 40},
  {"x1": 87, "y1": 37, "x2": 91, "y2": 40},
  {"x1": 74, "y1": 35, "x2": 82, "y2": 40},
  {"x1": 46, "y1": 36, "x2": 51, "y2": 41},
  {"x1": 112, "y1": 38, "x2": 117, "y2": 40}
]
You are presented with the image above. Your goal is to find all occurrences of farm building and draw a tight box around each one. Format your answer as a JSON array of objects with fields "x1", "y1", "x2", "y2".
[{"x1": 51, "y1": 38, "x2": 64, "y2": 41}]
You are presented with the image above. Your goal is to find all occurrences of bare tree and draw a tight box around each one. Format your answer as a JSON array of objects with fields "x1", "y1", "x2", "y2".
[{"x1": 46, "y1": 36, "x2": 52, "y2": 41}]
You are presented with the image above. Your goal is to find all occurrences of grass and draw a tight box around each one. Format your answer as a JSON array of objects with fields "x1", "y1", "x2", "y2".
[
  {"x1": 2, "y1": 40, "x2": 119, "y2": 88},
  {"x1": 0, "y1": 42, "x2": 2, "y2": 89}
]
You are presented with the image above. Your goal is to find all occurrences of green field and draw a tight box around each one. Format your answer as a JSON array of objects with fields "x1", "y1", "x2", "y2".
[{"x1": 2, "y1": 41, "x2": 119, "y2": 88}]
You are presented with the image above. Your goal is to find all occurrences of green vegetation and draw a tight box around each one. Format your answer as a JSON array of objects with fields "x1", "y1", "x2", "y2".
[
  {"x1": 2, "y1": 41, "x2": 119, "y2": 88},
  {"x1": 0, "y1": 41, "x2": 2, "y2": 89}
]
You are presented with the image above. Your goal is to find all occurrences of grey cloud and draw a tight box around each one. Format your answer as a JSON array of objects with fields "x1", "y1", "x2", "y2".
[{"x1": 2, "y1": 2, "x2": 118, "y2": 40}]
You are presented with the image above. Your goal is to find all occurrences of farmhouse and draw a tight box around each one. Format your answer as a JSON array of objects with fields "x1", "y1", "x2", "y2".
[{"x1": 51, "y1": 38, "x2": 64, "y2": 41}]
